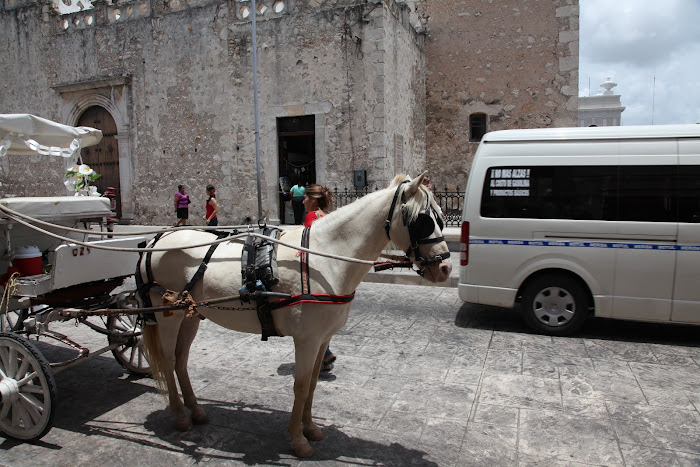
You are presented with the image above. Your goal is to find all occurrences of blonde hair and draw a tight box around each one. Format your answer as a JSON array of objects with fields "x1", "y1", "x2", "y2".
[{"x1": 305, "y1": 184, "x2": 334, "y2": 210}]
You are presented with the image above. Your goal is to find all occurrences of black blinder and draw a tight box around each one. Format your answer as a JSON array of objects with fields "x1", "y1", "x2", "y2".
[{"x1": 412, "y1": 213, "x2": 436, "y2": 239}]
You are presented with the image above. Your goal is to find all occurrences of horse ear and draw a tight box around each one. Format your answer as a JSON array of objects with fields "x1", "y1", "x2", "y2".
[{"x1": 404, "y1": 171, "x2": 427, "y2": 199}]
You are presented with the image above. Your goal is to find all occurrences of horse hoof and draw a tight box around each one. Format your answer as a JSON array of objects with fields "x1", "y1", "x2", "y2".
[
  {"x1": 303, "y1": 425, "x2": 325, "y2": 441},
  {"x1": 191, "y1": 410, "x2": 210, "y2": 425},
  {"x1": 174, "y1": 418, "x2": 193, "y2": 432},
  {"x1": 291, "y1": 439, "x2": 314, "y2": 458}
]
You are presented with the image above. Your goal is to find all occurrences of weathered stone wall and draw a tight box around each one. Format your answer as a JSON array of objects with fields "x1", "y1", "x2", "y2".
[
  {"x1": 382, "y1": 0, "x2": 426, "y2": 181},
  {"x1": 0, "y1": 0, "x2": 425, "y2": 224},
  {"x1": 414, "y1": 0, "x2": 579, "y2": 190}
]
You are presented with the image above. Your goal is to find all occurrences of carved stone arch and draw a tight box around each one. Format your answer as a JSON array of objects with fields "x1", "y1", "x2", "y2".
[
  {"x1": 67, "y1": 94, "x2": 126, "y2": 133},
  {"x1": 53, "y1": 77, "x2": 134, "y2": 222}
]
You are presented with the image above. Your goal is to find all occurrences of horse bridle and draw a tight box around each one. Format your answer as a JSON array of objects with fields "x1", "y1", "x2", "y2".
[{"x1": 383, "y1": 180, "x2": 451, "y2": 275}]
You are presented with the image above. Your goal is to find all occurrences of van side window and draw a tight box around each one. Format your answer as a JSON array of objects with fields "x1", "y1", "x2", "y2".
[
  {"x1": 678, "y1": 165, "x2": 700, "y2": 223},
  {"x1": 481, "y1": 166, "x2": 616, "y2": 220},
  {"x1": 469, "y1": 114, "x2": 487, "y2": 142},
  {"x1": 618, "y1": 165, "x2": 675, "y2": 222},
  {"x1": 481, "y1": 165, "x2": 690, "y2": 222}
]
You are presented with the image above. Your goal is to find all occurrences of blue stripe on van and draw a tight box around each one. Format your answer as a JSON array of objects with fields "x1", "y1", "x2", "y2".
[{"x1": 470, "y1": 239, "x2": 700, "y2": 251}]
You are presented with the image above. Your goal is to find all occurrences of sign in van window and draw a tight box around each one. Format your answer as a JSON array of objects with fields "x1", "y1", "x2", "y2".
[
  {"x1": 480, "y1": 165, "x2": 688, "y2": 222},
  {"x1": 489, "y1": 168, "x2": 531, "y2": 197}
]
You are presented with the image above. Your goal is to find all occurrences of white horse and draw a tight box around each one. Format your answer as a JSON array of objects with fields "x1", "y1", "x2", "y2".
[{"x1": 140, "y1": 173, "x2": 452, "y2": 457}]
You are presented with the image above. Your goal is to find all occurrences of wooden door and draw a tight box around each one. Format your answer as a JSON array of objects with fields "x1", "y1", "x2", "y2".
[{"x1": 77, "y1": 107, "x2": 122, "y2": 217}]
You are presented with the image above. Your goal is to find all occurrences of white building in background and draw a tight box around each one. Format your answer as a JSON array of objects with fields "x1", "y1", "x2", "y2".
[{"x1": 578, "y1": 78, "x2": 626, "y2": 127}]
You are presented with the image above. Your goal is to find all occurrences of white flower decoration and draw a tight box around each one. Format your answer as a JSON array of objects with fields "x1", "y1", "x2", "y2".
[{"x1": 65, "y1": 162, "x2": 101, "y2": 193}]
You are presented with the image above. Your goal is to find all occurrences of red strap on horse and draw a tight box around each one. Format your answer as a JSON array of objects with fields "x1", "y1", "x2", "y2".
[{"x1": 269, "y1": 225, "x2": 356, "y2": 310}]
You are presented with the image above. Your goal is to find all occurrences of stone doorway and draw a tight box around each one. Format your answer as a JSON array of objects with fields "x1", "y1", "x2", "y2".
[
  {"x1": 77, "y1": 106, "x2": 122, "y2": 218},
  {"x1": 277, "y1": 115, "x2": 316, "y2": 224}
]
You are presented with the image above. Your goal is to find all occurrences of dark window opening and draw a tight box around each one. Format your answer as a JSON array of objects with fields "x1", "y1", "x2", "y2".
[{"x1": 469, "y1": 113, "x2": 487, "y2": 142}]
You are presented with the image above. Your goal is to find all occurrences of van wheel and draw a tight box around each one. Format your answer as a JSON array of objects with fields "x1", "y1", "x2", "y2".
[{"x1": 521, "y1": 274, "x2": 589, "y2": 336}]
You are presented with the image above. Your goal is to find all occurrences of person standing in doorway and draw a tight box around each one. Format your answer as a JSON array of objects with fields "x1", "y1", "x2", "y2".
[
  {"x1": 289, "y1": 179, "x2": 306, "y2": 225},
  {"x1": 303, "y1": 184, "x2": 337, "y2": 372},
  {"x1": 174, "y1": 184, "x2": 191, "y2": 226},
  {"x1": 203, "y1": 185, "x2": 218, "y2": 226}
]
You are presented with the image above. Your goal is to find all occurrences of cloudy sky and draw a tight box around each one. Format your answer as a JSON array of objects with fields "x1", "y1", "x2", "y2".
[{"x1": 578, "y1": 0, "x2": 700, "y2": 126}]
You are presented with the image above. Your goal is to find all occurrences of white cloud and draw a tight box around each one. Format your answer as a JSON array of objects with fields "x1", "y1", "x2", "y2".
[{"x1": 579, "y1": 0, "x2": 700, "y2": 125}]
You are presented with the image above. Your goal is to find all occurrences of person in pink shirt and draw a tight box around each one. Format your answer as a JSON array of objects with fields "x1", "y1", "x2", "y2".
[{"x1": 174, "y1": 184, "x2": 191, "y2": 226}]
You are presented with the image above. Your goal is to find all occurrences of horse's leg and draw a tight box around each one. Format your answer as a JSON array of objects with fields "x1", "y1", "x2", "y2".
[
  {"x1": 301, "y1": 339, "x2": 330, "y2": 442},
  {"x1": 175, "y1": 315, "x2": 209, "y2": 425},
  {"x1": 288, "y1": 337, "x2": 325, "y2": 458},
  {"x1": 157, "y1": 313, "x2": 192, "y2": 431}
]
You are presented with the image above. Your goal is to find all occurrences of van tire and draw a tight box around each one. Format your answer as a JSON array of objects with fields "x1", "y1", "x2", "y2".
[{"x1": 520, "y1": 274, "x2": 589, "y2": 336}]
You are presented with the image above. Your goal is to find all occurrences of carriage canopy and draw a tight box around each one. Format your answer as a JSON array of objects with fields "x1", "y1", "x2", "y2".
[{"x1": 0, "y1": 113, "x2": 102, "y2": 158}]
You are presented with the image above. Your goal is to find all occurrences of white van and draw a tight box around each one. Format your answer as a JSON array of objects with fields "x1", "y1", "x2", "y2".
[{"x1": 458, "y1": 124, "x2": 700, "y2": 335}]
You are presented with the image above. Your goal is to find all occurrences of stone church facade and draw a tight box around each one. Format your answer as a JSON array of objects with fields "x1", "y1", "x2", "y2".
[
  {"x1": 0, "y1": 0, "x2": 578, "y2": 225},
  {"x1": 415, "y1": 0, "x2": 579, "y2": 190}
]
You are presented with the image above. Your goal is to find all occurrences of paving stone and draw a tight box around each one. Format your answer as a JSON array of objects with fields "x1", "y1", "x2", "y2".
[
  {"x1": 619, "y1": 443, "x2": 682, "y2": 466},
  {"x1": 519, "y1": 407, "x2": 623, "y2": 465},
  {"x1": 457, "y1": 423, "x2": 518, "y2": 466},
  {"x1": 478, "y1": 373, "x2": 563, "y2": 410}
]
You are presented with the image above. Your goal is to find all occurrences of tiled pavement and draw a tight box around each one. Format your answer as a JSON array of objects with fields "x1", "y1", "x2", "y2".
[{"x1": 0, "y1": 282, "x2": 699, "y2": 466}]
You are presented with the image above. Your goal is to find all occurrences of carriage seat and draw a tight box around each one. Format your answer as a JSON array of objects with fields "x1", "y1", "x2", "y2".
[{"x1": 0, "y1": 196, "x2": 113, "y2": 220}]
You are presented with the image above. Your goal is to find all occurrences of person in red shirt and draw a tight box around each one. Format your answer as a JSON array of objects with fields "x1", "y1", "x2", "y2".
[
  {"x1": 203, "y1": 185, "x2": 218, "y2": 226},
  {"x1": 303, "y1": 184, "x2": 333, "y2": 227},
  {"x1": 302, "y1": 184, "x2": 337, "y2": 372}
]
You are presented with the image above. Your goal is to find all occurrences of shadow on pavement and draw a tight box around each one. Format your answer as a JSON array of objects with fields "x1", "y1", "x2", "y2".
[
  {"x1": 6, "y1": 340, "x2": 436, "y2": 465},
  {"x1": 83, "y1": 399, "x2": 437, "y2": 466},
  {"x1": 455, "y1": 302, "x2": 700, "y2": 346}
]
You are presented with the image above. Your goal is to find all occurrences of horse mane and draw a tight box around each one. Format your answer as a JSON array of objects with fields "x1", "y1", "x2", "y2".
[{"x1": 390, "y1": 174, "x2": 432, "y2": 226}]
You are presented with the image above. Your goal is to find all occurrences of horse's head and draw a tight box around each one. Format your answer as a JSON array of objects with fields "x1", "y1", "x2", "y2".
[{"x1": 385, "y1": 173, "x2": 452, "y2": 283}]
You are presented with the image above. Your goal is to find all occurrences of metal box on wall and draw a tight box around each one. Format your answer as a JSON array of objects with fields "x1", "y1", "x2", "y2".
[{"x1": 353, "y1": 170, "x2": 367, "y2": 188}]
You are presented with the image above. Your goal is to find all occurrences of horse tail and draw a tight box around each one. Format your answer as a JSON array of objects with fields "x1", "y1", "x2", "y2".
[{"x1": 142, "y1": 323, "x2": 169, "y2": 399}]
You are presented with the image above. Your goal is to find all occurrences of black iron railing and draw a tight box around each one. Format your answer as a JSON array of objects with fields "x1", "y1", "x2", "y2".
[
  {"x1": 332, "y1": 186, "x2": 464, "y2": 227},
  {"x1": 433, "y1": 186, "x2": 465, "y2": 228}
]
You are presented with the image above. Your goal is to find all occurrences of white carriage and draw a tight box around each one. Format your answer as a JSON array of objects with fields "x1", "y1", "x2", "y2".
[{"x1": 0, "y1": 115, "x2": 149, "y2": 441}]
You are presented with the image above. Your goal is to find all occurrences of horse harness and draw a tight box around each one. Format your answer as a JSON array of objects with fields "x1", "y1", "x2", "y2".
[
  {"x1": 136, "y1": 230, "x2": 236, "y2": 319},
  {"x1": 384, "y1": 180, "x2": 451, "y2": 276},
  {"x1": 136, "y1": 227, "x2": 355, "y2": 341}
]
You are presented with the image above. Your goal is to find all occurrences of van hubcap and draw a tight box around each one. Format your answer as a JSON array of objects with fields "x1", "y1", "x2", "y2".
[{"x1": 533, "y1": 286, "x2": 575, "y2": 327}]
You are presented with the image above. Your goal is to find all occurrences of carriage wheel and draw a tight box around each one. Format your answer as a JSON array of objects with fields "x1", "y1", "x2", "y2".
[
  {"x1": 0, "y1": 332, "x2": 56, "y2": 441},
  {"x1": 0, "y1": 308, "x2": 28, "y2": 333},
  {"x1": 107, "y1": 315, "x2": 151, "y2": 376}
]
